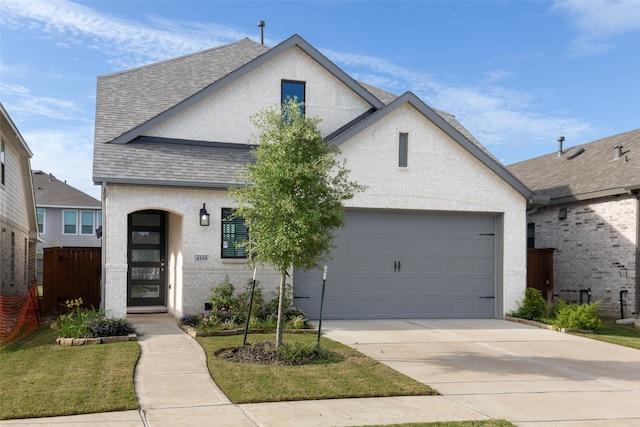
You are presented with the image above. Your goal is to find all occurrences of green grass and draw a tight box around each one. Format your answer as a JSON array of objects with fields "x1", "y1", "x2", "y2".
[
  {"x1": 0, "y1": 323, "x2": 140, "y2": 420},
  {"x1": 572, "y1": 318, "x2": 640, "y2": 349},
  {"x1": 197, "y1": 333, "x2": 438, "y2": 403},
  {"x1": 348, "y1": 421, "x2": 516, "y2": 427}
]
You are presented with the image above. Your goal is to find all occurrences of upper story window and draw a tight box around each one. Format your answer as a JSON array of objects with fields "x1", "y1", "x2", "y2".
[
  {"x1": 221, "y1": 208, "x2": 248, "y2": 259},
  {"x1": 399, "y1": 133, "x2": 408, "y2": 168},
  {"x1": 37, "y1": 208, "x2": 45, "y2": 234},
  {"x1": 1, "y1": 139, "x2": 5, "y2": 185},
  {"x1": 281, "y1": 80, "x2": 305, "y2": 116},
  {"x1": 63, "y1": 210, "x2": 77, "y2": 234},
  {"x1": 81, "y1": 211, "x2": 95, "y2": 235}
]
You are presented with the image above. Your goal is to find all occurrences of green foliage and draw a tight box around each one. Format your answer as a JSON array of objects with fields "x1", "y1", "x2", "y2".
[
  {"x1": 275, "y1": 341, "x2": 342, "y2": 365},
  {"x1": 237, "y1": 279, "x2": 264, "y2": 322},
  {"x1": 210, "y1": 275, "x2": 238, "y2": 311},
  {"x1": 552, "y1": 301, "x2": 603, "y2": 331},
  {"x1": 510, "y1": 288, "x2": 547, "y2": 321},
  {"x1": 52, "y1": 298, "x2": 137, "y2": 338},
  {"x1": 230, "y1": 99, "x2": 366, "y2": 271}
]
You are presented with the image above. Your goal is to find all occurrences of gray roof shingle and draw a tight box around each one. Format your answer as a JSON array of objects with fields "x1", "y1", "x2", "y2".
[
  {"x1": 33, "y1": 171, "x2": 100, "y2": 207},
  {"x1": 507, "y1": 128, "x2": 640, "y2": 201}
]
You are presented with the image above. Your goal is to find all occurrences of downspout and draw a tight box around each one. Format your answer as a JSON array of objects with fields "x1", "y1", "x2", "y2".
[
  {"x1": 635, "y1": 193, "x2": 640, "y2": 315},
  {"x1": 100, "y1": 182, "x2": 107, "y2": 311}
]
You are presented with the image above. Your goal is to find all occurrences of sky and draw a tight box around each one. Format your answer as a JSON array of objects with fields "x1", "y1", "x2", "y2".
[{"x1": 1, "y1": 0, "x2": 639, "y2": 200}]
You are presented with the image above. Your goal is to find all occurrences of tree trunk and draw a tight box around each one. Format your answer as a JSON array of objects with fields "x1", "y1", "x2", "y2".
[{"x1": 275, "y1": 269, "x2": 287, "y2": 347}]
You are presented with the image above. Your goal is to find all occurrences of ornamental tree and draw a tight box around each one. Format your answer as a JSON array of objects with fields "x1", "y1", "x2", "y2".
[{"x1": 231, "y1": 99, "x2": 365, "y2": 346}]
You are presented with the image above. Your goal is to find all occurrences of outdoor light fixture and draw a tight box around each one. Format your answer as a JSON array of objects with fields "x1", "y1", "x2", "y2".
[{"x1": 199, "y1": 203, "x2": 210, "y2": 226}]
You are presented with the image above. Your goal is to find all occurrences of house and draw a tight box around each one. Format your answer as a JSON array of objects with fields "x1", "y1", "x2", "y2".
[
  {"x1": 508, "y1": 129, "x2": 640, "y2": 317},
  {"x1": 0, "y1": 103, "x2": 38, "y2": 297},
  {"x1": 93, "y1": 34, "x2": 537, "y2": 320},
  {"x1": 32, "y1": 170, "x2": 102, "y2": 284}
]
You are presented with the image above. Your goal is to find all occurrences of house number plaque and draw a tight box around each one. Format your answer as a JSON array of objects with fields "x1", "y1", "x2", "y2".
[{"x1": 194, "y1": 255, "x2": 209, "y2": 262}]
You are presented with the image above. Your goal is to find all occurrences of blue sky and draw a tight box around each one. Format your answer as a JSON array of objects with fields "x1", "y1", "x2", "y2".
[{"x1": 1, "y1": 0, "x2": 639, "y2": 199}]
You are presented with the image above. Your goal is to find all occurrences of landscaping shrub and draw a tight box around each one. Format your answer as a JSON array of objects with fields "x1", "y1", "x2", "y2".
[
  {"x1": 52, "y1": 298, "x2": 137, "y2": 338},
  {"x1": 181, "y1": 277, "x2": 310, "y2": 332},
  {"x1": 552, "y1": 301, "x2": 603, "y2": 331},
  {"x1": 510, "y1": 288, "x2": 547, "y2": 321}
]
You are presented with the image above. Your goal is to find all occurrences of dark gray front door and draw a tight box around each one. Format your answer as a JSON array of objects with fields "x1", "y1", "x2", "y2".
[
  {"x1": 127, "y1": 210, "x2": 166, "y2": 307},
  {"x1": 293, "y1": 210, "x2": 496, "y2": 319}
]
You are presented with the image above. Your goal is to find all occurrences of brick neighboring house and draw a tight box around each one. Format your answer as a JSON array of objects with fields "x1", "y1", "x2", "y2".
[
  {"x1": 93, "y1": 34, "x2": 538, "y2": 320},
  {"x1": 31, "y1": 170, "x2": 102, "y2": 285},
  {"x1": 508, "y1": 129, "x2": 640, "y2": 317},
  {"x1": 0, "y1": 103, "x2": 38, "y2": 296}
]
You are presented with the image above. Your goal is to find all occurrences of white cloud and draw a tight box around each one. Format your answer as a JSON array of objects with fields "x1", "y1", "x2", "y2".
[
  {"x1": 24, "y1": 125, "x2": 99, "y2": 199},
  {"x1": 0, "y1": 0, "x2": 253, "y2": 69},
  {"x1": 324, "y1": 49, "x2": 594, "y2": 161},
  {"x1": 1, "y1": 83, "x2": 79, "y2": 120},
  {"x1": 552, "y1": 0, "x2": 640, "y2": 56}
]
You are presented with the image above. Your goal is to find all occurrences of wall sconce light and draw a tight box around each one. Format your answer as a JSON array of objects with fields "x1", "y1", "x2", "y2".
[{"x1": 199, "y1": 203, "x2": 210, "y2": 226}]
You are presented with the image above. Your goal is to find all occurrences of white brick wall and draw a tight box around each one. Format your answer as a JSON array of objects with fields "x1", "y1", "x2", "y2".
[{"x1": 529, "y1": 195, "x2": 637, "y2": 316}]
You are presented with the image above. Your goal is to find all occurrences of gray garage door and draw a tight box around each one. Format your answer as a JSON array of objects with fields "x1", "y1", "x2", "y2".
[{"x1": 293, "y1": 210, "x2": 497, "y2": 319}]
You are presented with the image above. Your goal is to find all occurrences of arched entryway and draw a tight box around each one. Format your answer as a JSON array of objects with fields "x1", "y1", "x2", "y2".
[{"x1": 128, "y1": 210, "x2": 167, "y2": 308}]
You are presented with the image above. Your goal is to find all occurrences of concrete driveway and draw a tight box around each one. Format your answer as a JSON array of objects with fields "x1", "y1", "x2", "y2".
[{"x1": 322, "y1": 319, "x2": 640, "y2": 427}]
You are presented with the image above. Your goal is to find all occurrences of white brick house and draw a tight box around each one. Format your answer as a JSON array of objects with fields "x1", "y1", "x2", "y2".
[
  {"x1": 93, "y1": 35, "x2": 536, "y2": 320},
  {"x1": 509, "y1": 129, "x2": 640, "y2": 317}
]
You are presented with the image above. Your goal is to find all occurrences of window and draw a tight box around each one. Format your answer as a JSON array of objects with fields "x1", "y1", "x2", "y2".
[
  {"x1": 36, "y1": 208, "x2": 45, "y2": 234},
  {"x1": 281, "y1": 80, "x2": 305, "y2": 116},
  {"x1": 1, "y1": 139, "x2": 5, "y2": 185},
  {"x1": 63, "y1": 210, "x2": 77, "y2": 234},
  {"x1": 81, "y1": 211, "x2": 95, "y2": 235},
  {"x1": 527, "y1": 223, "x2": 535, "y2": 249},
  {"x1": 399, "y1": 133, "x2": 408, "y2": 167},
  {"x1": 221, "y1": 208, "x2": 248, "y2": 258}
]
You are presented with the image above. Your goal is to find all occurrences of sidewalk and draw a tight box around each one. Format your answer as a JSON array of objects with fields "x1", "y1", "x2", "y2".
[{"x1": 2, "y1": 313, "x2": 487, "y2": 427}]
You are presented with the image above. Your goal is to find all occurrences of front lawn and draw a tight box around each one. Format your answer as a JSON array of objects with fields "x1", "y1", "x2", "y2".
[
  {"x1": 197, "y1": 333, "x2": 438, "y2": 403},
  {"x1": 572, "y1": 318, "x2": 640, "y2": 349},
  {"x1": 0, "y1": 323, "x2": 140, "y2": 420}
]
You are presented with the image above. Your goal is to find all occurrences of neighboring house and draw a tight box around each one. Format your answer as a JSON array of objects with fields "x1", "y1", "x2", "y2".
[
  {"x1": 31, "y1": 170, "x2": 102, "y2": 285},
  {"x1": 508, "y1": 129, "x2": 640, "y2": 317},
  {"x1": 0, "y1": 103, "x2": 38, "y2": 296},
  {"x1": 93, "y1": 34, "x2": 538, "y2": 320}
]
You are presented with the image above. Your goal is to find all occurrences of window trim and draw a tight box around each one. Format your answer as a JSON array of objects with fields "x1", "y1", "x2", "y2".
[
  {"x1": 221, "y1": 208, "x2": 248, "y2": 259},
  {"x1": 80, "y1": 210, "x2": 95, "y2": 235},
  {"x1": 62, "y1": 210, "x2": 78, "y2": 235},
  {"x1": 37, "y1": 208, "x2": 45, "y2": 235}
]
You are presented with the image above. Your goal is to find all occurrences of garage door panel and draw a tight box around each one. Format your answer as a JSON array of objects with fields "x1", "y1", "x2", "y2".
[{"x1": 293, "y1": 210, "x2": 497, "y2": 319}]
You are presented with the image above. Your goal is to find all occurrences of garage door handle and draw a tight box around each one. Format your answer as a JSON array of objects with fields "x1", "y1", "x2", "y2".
[
  {"x1": 479, "y1": 296, "x2": 495, "y2": 299},
  {"x1": 394, "y1": 260, "x2": 397, "y2": 272},
  {"x1": 397, "y1": 260, "x2": 401, "y2": 272}
]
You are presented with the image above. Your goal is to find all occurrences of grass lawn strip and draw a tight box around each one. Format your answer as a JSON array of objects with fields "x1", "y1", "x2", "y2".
[
  {"x1": 571, "y1": 319, "x2": 640, "y2": 350},
  {"x1": 0, "y1": 323, "x2": 140, "y2": 420},
  {"x1": 197, "y1": 333, "x2": 438, "y2": 404},
  {"x1": 347, "y1": 421, "x2": 516, "y2": 427}
]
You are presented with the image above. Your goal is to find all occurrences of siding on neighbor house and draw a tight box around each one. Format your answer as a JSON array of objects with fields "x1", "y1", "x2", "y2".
[
  {"x1": 530, "y1": 195, "x2": 637, "y2": 315},
  {"x1": 38, "y1": 207, "x2": 102, "y2": 248}
]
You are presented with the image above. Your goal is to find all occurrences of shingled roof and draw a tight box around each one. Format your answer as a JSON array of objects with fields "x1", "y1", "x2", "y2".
[
  {"x1": 507, "y1": 128, "x2": 640, "y2": 202},
  {"x1": 32, "y1": 171, "x2": 100, "y2": 207},
  {"x1": 93, "y1": 34, "x2": 530, "y2": 198}
]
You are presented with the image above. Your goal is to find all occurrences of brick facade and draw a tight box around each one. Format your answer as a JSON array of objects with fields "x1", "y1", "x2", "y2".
[{"x1": 529, "y1": 195, "x2": 638, "y2": 316}]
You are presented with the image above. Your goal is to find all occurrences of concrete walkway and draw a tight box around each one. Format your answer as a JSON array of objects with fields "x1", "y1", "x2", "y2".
[{"x1": 4, "y1": 315, "x2": 640, "y2": 426}]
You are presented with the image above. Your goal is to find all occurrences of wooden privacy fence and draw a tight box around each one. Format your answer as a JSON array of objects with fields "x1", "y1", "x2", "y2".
[{"x1": 43, "y1": 247, "x2": 101, "y2": 314}]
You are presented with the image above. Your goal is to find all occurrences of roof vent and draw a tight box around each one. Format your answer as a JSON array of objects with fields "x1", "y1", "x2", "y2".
[
  {"x1": 614, "y1": 144, "x2": 623, "y2": 160},
  {"x1": 557, "y1": 136, "x2": 565, "y2": 157},
  {"x1": 258, "y1": 20, "x2": 265, "y2": 45},
  {"x1": 565, "y1": 147, "x2": 585, "y2": 160}
]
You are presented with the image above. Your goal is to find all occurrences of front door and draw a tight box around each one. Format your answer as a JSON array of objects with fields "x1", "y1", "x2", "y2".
[{"x1": 128, "y1": 210, "x2": 166, "y2": 307}]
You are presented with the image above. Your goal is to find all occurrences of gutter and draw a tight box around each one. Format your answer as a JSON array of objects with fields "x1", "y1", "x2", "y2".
[{"x1": 627, "y1": 185, "x2": 640, "y2": 315}]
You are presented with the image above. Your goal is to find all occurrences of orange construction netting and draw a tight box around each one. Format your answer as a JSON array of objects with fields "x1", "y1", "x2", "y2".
[{"x1": 0, "y1": 282, "x2": 41, "y2": 346}]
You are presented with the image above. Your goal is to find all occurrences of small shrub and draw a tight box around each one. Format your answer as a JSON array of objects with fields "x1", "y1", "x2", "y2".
[
  {"x1": 552, "y1": 301, "x2": 603, "y2": 331},
  {"x1": 237, "y1": 280, "x2": 264, "y2": 322},
  {"x1": 180, "y1": 313, "x2": 201, "y2": 327},
  {"x1": 87, "y1": 316, "x2": 137, "y2": 337},
  {"x1": 52, "y1": 303, "x2": 137, "y2": 338},
  {"x1": 276, "y1": 341, "x2": 342, "y2": 365},
  {"x1": 210, "y1": 276, "x2": 238, "y2": 312},
  {"x1": 510, "y1": 288, "x2": 547, "y2": 321}
]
